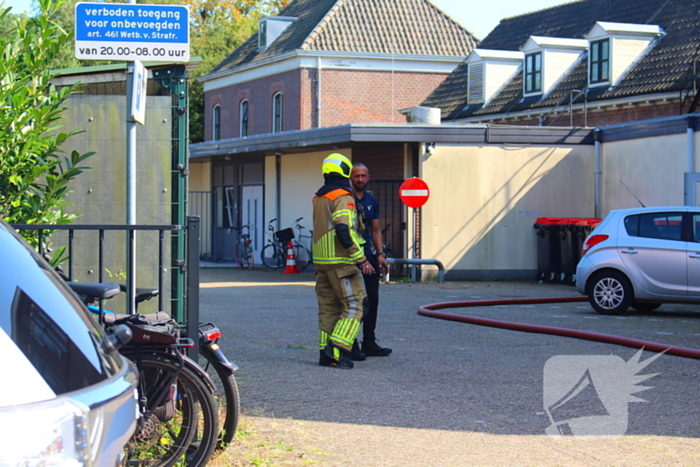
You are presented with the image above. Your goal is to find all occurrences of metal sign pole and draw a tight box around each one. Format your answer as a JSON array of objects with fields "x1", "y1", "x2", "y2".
[
  {"x1": 126, "y1": 0, "x2": 137, "y2": 315},
  {"x1": 412, "y1": 207, "x2": 417, "y2": 283}
]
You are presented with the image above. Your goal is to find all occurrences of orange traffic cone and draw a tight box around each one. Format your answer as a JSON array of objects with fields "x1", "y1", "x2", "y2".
[{"x1": 283, "y1": 240, "x2": 301, "y2": 274}]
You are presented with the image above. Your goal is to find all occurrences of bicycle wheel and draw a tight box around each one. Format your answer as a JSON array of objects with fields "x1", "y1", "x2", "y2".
[
  {"x1": 233, "y1": 242, "x2": 244, "y2": 269},
  {"x1": 124, "y1": 352, "x2": 218, "y2": 467},
  {"x1": 261, "y1": 244, "x2": 282, "y2": 269},
  {"x1": 198, "y1": 346, "x2": 241, "y2": 452},
  {"x1": 294, "y1": 243, "x2": 311, "y2": 271},
  {"x1": 185, "y1": 364, "x2": 221, "y2": 467},
  {"x1": 276, "y1": 243, "x2": 287, "y2": 268},
  {"x1": 244, "y1": 243, "x2": 254, "y2": 270},
  {"x1": 384, "y1": 247, "x2": 402, "y2": 279}
]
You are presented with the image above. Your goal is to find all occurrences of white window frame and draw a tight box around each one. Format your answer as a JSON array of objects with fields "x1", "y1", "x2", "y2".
[
  {"x1": 212, "y1": 104, "x2": 221, "y2": 141},
  {"x1": 272, "y1": 92, "x2": 283, "y2": 133},
  {"x1": 589, "y1": 38, "x2": 611, "y2": 86},
  {"x1": 258, "y1": 20, "x2": 267, "y2": 49},
  {"x1": 524, "y1": 52, "x2": 543, "y2": 95},
  {"x1": 239, "y1": 99, "x2": 249, "y2": 138}
]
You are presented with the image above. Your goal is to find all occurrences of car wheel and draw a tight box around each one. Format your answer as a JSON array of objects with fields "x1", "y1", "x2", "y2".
[
  {"x1": 587, "y1": 271, "x2": 633, "y2": 315},
  {"x1": 631, "y1": 301, "x2": 662, "y2": 312}
]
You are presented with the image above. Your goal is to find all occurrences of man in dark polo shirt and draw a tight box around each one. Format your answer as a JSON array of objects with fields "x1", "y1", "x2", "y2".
[{"x1": 350, "y1": 163, "x2": 392, "y2": 358}]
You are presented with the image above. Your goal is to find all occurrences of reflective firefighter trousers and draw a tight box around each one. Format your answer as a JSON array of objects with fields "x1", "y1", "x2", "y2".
[{"x1": 316, "y1": 263, "x2": 367, "y2": 353}]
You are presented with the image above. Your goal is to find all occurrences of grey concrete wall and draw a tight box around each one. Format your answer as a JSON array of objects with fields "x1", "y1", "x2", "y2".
[
  {"x1": 52, "y1": 94, "x2": 173, "y2": 314},
  {"x1": 420, "y1": 143, "x2": 596, "y2": 280},
  {"x1": 600, "y1": 133, "x2": 688, "y2": 215}
]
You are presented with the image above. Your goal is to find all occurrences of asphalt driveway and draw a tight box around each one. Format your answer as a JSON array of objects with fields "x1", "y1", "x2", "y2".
[{"x1": 199, "y1": 266, "x2": 700, "y2": 466}]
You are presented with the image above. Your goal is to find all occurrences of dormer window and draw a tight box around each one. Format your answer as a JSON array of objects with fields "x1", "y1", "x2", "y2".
[
  {"x1": 467, "y1": 62, "x2": 485, "y2": 104},
  {"x1": 585, "y1": 22, "x2": 664, "y2": 88},
  {"x1": 589, "y1": 39, "x2": 610, "y2": 84},
  {"x1": 258, "y1": 21, "x2": 267, "y2": 49},
  {"x1": 520, "y1": 36, "x2": 588, "y2": 98},
  {"x1": 466, "y1": 49, "x2": 523, "y2": 105},
  {"x1": 258, "y1": 16, "x2": 296, "y2": 49},
  {"x1": 524, "y1": 52, "x2": 542, "y2": 94}
]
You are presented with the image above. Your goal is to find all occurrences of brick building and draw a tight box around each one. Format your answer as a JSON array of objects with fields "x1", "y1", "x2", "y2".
[
  {"x1": 423, "y1": 0, "x2": 700, "y2": 127},
  {"x1": 201, "y1": 0, "x2": 477, "y2": 141}
]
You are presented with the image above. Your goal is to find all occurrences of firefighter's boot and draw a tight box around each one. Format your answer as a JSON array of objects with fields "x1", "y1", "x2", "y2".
[{"x1": 320, "y1": 342, "x2": 354, "y2": 369}]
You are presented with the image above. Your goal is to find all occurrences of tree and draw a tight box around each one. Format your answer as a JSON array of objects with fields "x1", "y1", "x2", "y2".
[
  {"x1": 0, "y1": 0, "x2": 93, "y2": 237},
  {"x1": 37, "y1": 0, "x2": 85, "y2": 70}
]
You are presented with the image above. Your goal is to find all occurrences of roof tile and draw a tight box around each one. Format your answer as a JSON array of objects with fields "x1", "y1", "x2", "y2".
[
  {"x1": 424, "y1": 0, "x2": 700, "y2": 120},
  {"x1": 209, "y1": 0, "x2": 478, "y2": 77}
]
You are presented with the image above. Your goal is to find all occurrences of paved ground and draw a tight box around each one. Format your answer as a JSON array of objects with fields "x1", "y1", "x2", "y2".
[{"x1": 198, "y1": 265, "x2": 700, "y2": 466}]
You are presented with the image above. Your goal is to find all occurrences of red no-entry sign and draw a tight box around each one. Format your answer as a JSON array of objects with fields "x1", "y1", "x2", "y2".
[{"x1": 399, "y1": 177, "x2": 430, "y2": 208}]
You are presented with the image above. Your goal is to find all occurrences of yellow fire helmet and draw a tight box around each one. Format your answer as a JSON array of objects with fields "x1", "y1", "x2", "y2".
[{"x1": 322, "y1": 153, "x2": 352, "y2": 178}]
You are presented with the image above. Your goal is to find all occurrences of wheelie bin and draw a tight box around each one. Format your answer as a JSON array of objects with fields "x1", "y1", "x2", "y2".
[
  {"x1": 568, "y1": 218, "x2": 602, "y2": 285},
  {"x1": 558, "y1": 219, "x2": 577, "y2": 284},
  {"x1": 534, "y1": 218, "x2": 567, "y2": 283}
]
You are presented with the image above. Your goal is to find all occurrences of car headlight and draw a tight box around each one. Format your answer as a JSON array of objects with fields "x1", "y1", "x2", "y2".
[{"x1": 0, "y1": 397, "x2": 90, "y2": 466}]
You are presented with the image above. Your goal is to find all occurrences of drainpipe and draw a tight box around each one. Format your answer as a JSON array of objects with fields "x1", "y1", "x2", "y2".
[
  {"x1": 686, "y1": 116, "x2": 697, "y2": 206},
  {"x1": 594, "y1": 129, "x2": 602, "y2": 219},
  {"x1": 316, "y1": 56, "x2": 322, "y2": 128},
  {"x1": 688, "y1": 116, "x2": 696, "y2": 174},
  {"x1": 276, "y1": 154, "x2": 281, "y2": 227}
]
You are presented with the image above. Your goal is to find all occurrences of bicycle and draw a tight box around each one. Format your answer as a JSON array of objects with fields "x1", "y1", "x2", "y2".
[
  {"x1": 231, "y1": 225, "x2": 254, "y2": 270},
  {"x1": 380, "y1": 222, "x2": 396, "y2": 258},
  {"x1": 119, "y1": 326, "x2": 218, "y2": 467},
  {"x1": 292, "y1": 217, "x2": 312, "y2": 271},
  {"x1": 261, "y1": 218, "x2": 291, "y2": 269},
  {"x1": 380, "y1": 223, "x2": 401, "y2": 281},
  {"x1": 69, "y1": 282, "x2": 237, "y2": 462},
  {"x1": 110, "y1": 284, "x2": 240, "y2": 454}
]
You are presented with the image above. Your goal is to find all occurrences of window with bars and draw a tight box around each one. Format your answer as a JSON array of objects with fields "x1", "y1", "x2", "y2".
[
  {"x1": 524, "y1": 52, "x2": 542, "y2": 94},
  {"x1": 272, "y1": 92, "x2": 282, "y2": 133},
  {"x1": 590, "y1": 39, "x2": 610, "y2": 84},
  {"x1": 240, "y1": 99, "x2": 249, "y2": 137}
]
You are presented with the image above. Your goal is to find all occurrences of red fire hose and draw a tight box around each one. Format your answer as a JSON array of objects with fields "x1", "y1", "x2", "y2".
[{"x1": 417, "y1": 296, "x2": 700, "y2": 360}]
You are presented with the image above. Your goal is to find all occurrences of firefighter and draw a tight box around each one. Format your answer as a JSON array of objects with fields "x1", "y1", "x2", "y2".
[{"x1": 313, "y1": 153, "x2": 374, "y2": 369}]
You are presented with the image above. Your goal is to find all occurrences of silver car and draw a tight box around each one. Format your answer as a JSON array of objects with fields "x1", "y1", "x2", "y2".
[
  {"x1": 576, "y1": 206, "x2": 700, "y2": 315},
  {"x1": 0, "y1": 219, "x2": 138, "y2": 466}
]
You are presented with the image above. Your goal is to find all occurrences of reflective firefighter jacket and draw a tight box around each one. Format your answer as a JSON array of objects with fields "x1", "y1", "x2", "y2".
[{"x1": 312, "y1": 188, "x2": 366, "y2": 267}]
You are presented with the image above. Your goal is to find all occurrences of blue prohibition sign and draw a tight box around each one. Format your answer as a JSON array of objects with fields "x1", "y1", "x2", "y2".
[{"x1": 76, "y1": 3, "x2": 189, "y2": 44}]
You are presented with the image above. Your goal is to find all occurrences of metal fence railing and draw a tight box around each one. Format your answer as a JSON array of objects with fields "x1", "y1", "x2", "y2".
[
  {"x1": 370, "y1": 180, "x2": 406, "y2": 277},
  {"x1": 12, "y1": 216, "x2": 201, "y2": 343}
]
